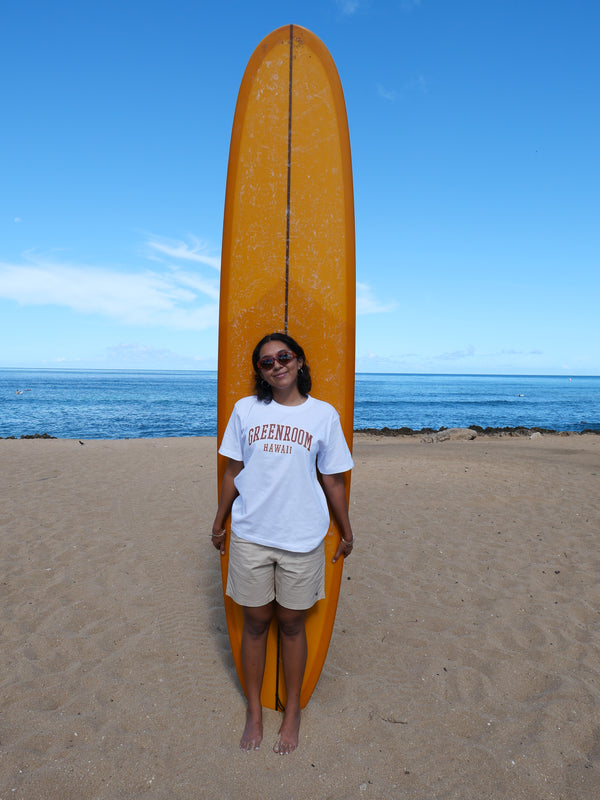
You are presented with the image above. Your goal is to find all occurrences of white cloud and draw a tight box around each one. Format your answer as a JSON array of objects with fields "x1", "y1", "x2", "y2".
[
  {"x1": 356, "y1": 282, "x2": 396, "y2": 314},
  {"x1": 146, "y1": 235, "x2": 221, "y2": 271},
  {"x1": 435, "y1": 345, "x2": 476, "y2": 361},
  {"x1": 0, "y1": 247, "x2": 219, "y2": 331},
  {"x1": 1, "y1": 241, "x2": 392, "y2": 335},
  {"x1": 171, "y1": 269, "x2": 220, "y2": 301},
  {"x1": 106, "y1": 342, "x2": 183, "y2": 362}
]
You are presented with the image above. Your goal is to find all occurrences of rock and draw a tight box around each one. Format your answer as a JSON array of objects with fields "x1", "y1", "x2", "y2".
[
  {"x1": 529, "y1": 431, "x2": 543, "y2": 440},
  {"x1": 422, "y1": 428, "x2": 478, "y2": 443}
]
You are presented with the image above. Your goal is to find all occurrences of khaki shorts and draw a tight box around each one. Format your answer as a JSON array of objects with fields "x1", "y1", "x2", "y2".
[{"x1": 226, "y1": 532, "x2": 325, "y2": 611}]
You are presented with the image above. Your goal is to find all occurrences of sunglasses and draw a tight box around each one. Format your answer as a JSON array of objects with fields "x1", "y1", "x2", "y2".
[{"x1": 256, "y1": 350, "x2": 297, "y2": 371}]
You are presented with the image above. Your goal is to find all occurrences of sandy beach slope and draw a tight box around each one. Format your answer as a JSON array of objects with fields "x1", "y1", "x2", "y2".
[{"x1": 1, "y1": 433, "x2": 599, "y2": 799}]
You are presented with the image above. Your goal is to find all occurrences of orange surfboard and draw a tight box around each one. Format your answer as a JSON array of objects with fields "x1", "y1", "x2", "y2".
[{"x1": 217, "y1": 24, "x2": 355, "y2": 710}]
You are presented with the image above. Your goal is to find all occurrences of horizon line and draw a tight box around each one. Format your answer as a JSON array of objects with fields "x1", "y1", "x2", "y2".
[{"x1": 1, "y1": 367, "x2": 598, "y2": 379}]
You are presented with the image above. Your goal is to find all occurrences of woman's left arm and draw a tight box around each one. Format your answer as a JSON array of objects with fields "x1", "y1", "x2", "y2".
[{"x1": 320, "y1": 472, "x2": 354, "y2": 563}]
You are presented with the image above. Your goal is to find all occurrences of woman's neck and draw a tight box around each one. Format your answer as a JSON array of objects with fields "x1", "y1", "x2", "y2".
[{"x1": 271, "y1": 386, "x2": 307, "y2": 406}]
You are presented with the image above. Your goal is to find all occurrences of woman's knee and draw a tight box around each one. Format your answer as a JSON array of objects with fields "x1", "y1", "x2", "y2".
[
  {"x1": 243, "y1": 603, "x2": 274, "y2": 637},
  {"x1": 275, "y1": 606, "x2": 306, "y2": 638}
]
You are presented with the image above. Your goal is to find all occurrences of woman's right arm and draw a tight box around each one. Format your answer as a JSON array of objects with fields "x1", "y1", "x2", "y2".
[{"x1": 211, "y1": 459, "x2": 244, "y2": 553}]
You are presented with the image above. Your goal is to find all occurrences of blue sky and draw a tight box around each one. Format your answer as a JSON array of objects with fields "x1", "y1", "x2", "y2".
[{"x1": 2, "y1": 0, "x2": 599, "y2": 374}]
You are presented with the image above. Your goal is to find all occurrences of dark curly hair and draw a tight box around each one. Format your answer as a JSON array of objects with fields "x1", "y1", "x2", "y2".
[{"x1": 252, "y1": 332, "x2": 312, "y2": 403}]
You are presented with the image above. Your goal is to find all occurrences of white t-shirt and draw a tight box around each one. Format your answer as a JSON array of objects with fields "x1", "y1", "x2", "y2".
[{"x1": 219, "y1": 395, "x2": 353, "y2": 552}]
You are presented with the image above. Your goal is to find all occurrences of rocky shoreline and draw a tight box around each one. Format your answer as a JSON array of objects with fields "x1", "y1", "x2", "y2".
[
  {"x1": 3, "y1": 426, "x2": 599, "y2": 441},
  {"x1": 1, "y1": 432, "x2": 58, "y2": 440},
  {"x1": 354, "y1": 424, "x2": 600, "y2": 437}
]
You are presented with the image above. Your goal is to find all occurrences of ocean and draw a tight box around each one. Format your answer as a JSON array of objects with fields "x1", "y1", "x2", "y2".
[{"x1": 1, "y1": 369, "x2": 599, "y2": 440}]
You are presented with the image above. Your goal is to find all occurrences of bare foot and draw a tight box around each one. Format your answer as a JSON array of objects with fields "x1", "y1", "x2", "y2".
[
  {"x1": 240, "y1": 708, "x2": 263, "y2": 752},
  {"x1": 273, "y1": 708, "x2": 301, "y2": 755}
]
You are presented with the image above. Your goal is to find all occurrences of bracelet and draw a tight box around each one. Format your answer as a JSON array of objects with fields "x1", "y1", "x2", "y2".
[
  {"x1": 211, "y1": 531, "x2": 226, "y2": 539},
  {"x1": 342, "y1": 537, "x2": 354, "y2": 545}
]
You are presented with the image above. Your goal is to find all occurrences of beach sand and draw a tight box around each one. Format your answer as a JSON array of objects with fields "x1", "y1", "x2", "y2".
[{"x1": 1, "y1": 433, "x2": 599, "y2": 799}]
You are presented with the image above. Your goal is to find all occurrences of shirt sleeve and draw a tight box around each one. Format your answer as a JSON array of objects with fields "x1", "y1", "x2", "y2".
[
  {"x1": 316, "y1": 408, "x2": 354, "y2": 475},
  {"x1": 218, "y1": 403, "x2": 244, "y2": 462}
]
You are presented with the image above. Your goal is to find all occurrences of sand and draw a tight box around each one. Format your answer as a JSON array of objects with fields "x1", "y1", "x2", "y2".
[{"x1": 1, "y1": 433, "x2": 599, "y2": 800}]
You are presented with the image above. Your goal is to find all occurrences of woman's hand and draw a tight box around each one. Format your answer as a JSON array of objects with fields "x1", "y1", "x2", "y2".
[
  {"x1": 211, "y1": 526, "x2": 227, "y2": 554},
  {"x1": 332, "y1": 535, "x2": 354, "y2": 563}
]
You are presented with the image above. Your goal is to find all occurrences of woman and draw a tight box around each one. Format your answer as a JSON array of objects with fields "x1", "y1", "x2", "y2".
[{"x1": 211, "y1": 332, "x2": 354, "y2": 755}]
